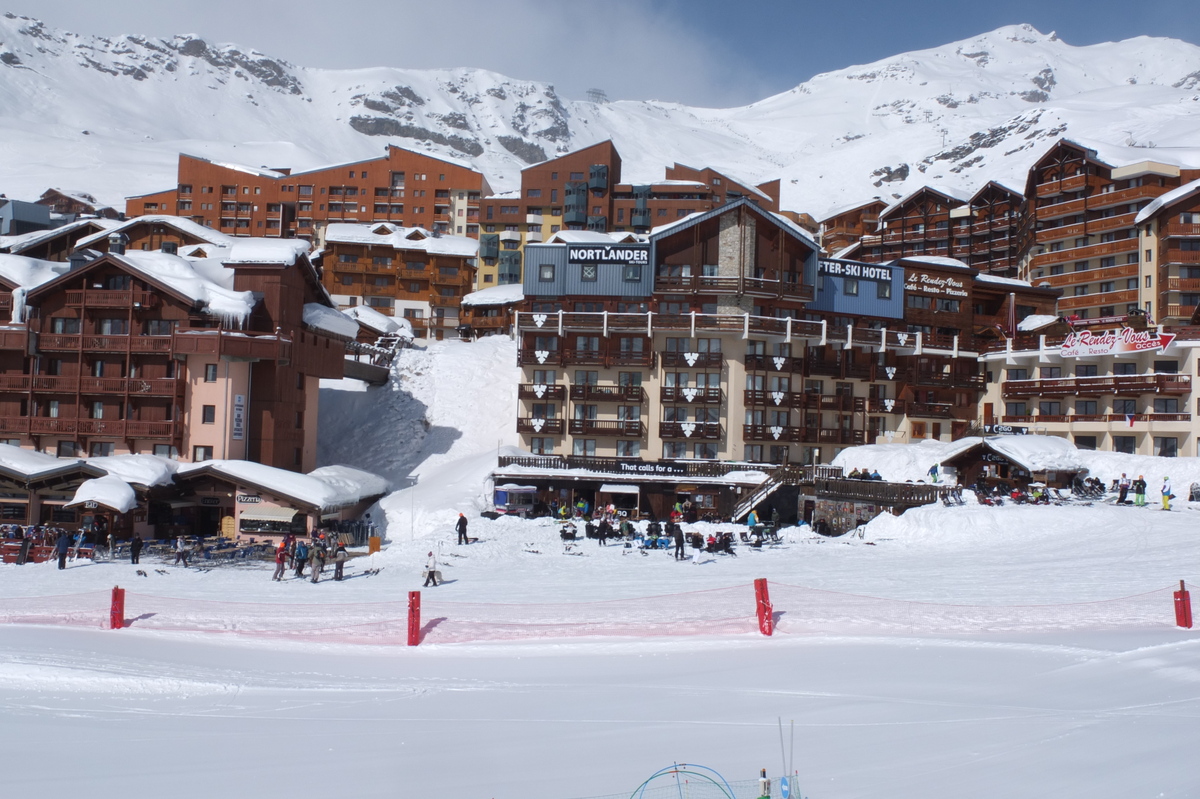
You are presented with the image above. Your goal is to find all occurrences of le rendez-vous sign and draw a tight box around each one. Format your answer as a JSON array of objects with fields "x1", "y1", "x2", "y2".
[{"x1": 1059, "y1": 328, "x2": 1176, "y2": 358}]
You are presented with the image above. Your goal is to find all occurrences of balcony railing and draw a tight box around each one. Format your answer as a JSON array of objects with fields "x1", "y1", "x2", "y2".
[
  {"x1": 652, "y1": 274, "x2": 813, "y2": 301},
  {"x1": 568, "y1": 419, "x2": 646, "y2": 437},
  {"x1": 744, "y1": 354, "x2": 803, "y2": 373},
  {"x1": 569, "y1": 385, "x2": 644, "y2": 403},
  {"x1": 907, "y1": 402, "x2": 956, "y2": 419},
  {"x1": 62, "y1": 290, "x2": 160, "y2": 308},
  {"x1": 661, "y1": 386, "x2": 722, "y2": 405},
  {"x1": 661, "y1": 351, "x2": 723, "y2": 369},
  {"x1": 21, "y1": 418, "x2": 178, "y2": 439},
  {"x1": 659, "y1": 421, "x2": 721, "y2": 440},
  {"x1": 517, "y1": 418, "x2": 564, "y2": 434},
  {"x1": 518, "y1": 384, "x2": 565, "y2": 400},
  {"x1": 1002, "y1": 374, "x2": 1192, "y2": 398}
]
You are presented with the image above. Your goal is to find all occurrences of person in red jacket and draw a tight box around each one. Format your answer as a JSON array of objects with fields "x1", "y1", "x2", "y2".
[{"x1": 272, "y1": 543, "x2": 287, "y2": 581}]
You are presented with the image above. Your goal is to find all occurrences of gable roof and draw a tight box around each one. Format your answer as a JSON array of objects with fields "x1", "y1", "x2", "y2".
[
  {"x1": 74, "y1": 215, "x2": 236, "y2": 251},
  {"x1": 649, "y1": 197, "x2": 819, "y2": 251},
  {"x1": 1135, "y1": 178, "x2": 1200, "y2": 225},
  {"x1": 0, "y1": 219, "x2": 121, "y2": 255}
]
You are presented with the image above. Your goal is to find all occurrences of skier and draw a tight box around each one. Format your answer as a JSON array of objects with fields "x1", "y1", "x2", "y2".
[
  {"x1": 293, "y1": 539, "x2": 309, "y2": 578},
  {"x1": 423, "y1": 551, "x2": 440, "y2": 587},
  {"x1": 271, "y1": 543, "x2": 287, "y2": 581},
  {"x1": 1117, "y1": 473, "x2": 1131, "y2": 505},
  {"x1": 106, "y1": 531, "x2": 116, "y2": 561},
  {"x1": 1161, "y1": 476, "x2": 1173, "y2": 511},
  {"x1": 174, "y1": 535, "x2": 189, "y2": 568},
  {"x1": 597, "y1": 518, "x2": 611, "y2": 546},
  {"x1": 130, "y1": 533, "x2": 143, "y2": 565},
  {"x1": 333, "y1": 542, "x2": 347, "y2": 581},
  {"x1": 310, "y1": 539, "x2": 326, "y2": 583},
  {"x1": 672, "y1": 522, "x2": 685, "y2": 560},
  {"x1": 54, "y1": 530, "x2": 71, "y2": 570},
  {"x1": 1132, "y1": 475, "x2": 1147, "y2": 507},
  {"x1": 928, "y1": 464, "x2": 940, "y2": 483},
  {"x1": 456, "y1": 513, "x2": 469, "y2": 545}
]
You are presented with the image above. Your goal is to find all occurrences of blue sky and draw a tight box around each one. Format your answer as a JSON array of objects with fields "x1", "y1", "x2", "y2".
[{"x1": 10, "y1": 0, "x2": 1200, "y2": 106}]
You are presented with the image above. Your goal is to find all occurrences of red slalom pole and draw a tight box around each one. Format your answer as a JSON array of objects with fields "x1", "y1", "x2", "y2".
[
  {"x1": 754, "y1": 578, "x2": 774, "y2": 636},
  {"x1": 407, "y1": 590, "x2": 422, "y2": 645},
  {"x1": 110, "y1": 586, "x2": 125, "y2": 630},
  {"x1": 1175, "y1": 581, "x2": 1193, "y2": 629}
]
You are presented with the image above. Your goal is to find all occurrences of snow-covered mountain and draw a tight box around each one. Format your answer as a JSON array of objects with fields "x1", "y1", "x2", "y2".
[{"x1": 2, "y1": 14, "x2": 1199, "y2": 218}]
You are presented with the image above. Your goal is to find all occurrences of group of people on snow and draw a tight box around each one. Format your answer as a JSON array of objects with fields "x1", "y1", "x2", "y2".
[
  {"x1": 272, "y1": 533, "x2": 348, "y2": 583},
  {"x1": 846, "y1": 467, "x2": 884, "y2": 481}
]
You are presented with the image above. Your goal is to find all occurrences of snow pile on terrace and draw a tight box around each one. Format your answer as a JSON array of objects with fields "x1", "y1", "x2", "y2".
[
  {"x1": 68, "y1": 475, "x2": 136, "y2": 513},
  {"x1": 303, "y1": 302, "x2": 359, "y2": 340},
  {"x1": 461, "y1": 283, "x2": 523, "y2": 307},
  {"x1": 177, "y1": 459, "x2": 388, "y2": 512},
  {"x1": 222, "y1": 238, "x2": 310, "y2": 265},
  {"x1": 323, "y1": 223, "x2": 477, "y2": 257},
  {"x1": 1017, "y1": 314, "x2": 1059, "y2": 331},
  {"x1": 116, "y1": 252, "x2": 258, "y2": 324},
  {"x1": 340, "y1": 305, "x2": 412, "y2": 338},
  {"x1": 0, "y1": 253, "x2": 65, "y2": 290},
  {"x1": 87, "y1": 454, "x2": 177, "y2": 487}
]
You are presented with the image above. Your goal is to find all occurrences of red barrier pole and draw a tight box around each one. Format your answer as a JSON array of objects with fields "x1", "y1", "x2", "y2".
[
  {"x1": 110, "y1": 586, "x2": 125, "y2": 630},
  {"x1": 407, "y1": 590, "x2": 422, "y2": 646},
  {"x1": 1175, "y1": 580, "x2": 1193, "y2": 629},
  {"x1": 754, "y1": 578, "x2": 773, "y2": 636}
]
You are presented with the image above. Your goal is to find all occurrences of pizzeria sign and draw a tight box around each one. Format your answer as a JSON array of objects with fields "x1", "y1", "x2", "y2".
[{"x1": 1060, "y1": 328, "x2": 1176, "y2": 358}]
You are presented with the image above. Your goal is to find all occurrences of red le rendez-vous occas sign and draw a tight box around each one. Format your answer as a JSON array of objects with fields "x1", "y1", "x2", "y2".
[{"x1": 1060, "y1": 328, "x2": 1177, "y2": 358}]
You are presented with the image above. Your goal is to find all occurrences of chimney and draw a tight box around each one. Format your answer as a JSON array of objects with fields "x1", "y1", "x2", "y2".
[
  {"x1": 68, "y1": 252, "x2": 89, "y2": 271},
  {"x1": 108, "y1": 231, "x2": 128, "y2": 255}
]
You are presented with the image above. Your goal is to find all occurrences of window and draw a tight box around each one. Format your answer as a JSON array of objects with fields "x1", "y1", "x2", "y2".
[
  {"x1": 844, "y1": 278, "x2": 859, "y2": 296},
  {"x1": 572, "y1": 439, "x2": 596, "y2": 457},
  {"x1": 1100, "y1": 282, "x2": 1114, "y2": 293},
  {"x1": 51, "y1": 317, "x2": 81, "y2": 334},
  {"x1": 623, "y1": 264, "x2": 642, "y2": 282},
  {"x1": 98, "y1": 318, "x2": 129, "y2": 335},
  {"x1": 204, "y1": 364, "x2": 218, "y2": 382},
  {"x1": 91, "y1": 401, "x2": 104, "y2": 419},
  {"x1": 1113, "y1": 436, "x2": 1136, "y2": 454},
  {"x1": 1076, "y1": 400, "x2": 1097, "y2": 415},
  {"x1": 57, "y1": 441, "x2": 78, "y2": 458},
  {"x1": 201, "y1": 405, "x2": 216, "y2": 424},
  {"x1": 1153, "y1": 398, "x2": 1179, "y2": 414},
  {"x1": 693, "y1": 443, "x2": 717, "y2": 459},
  {"x1": 1074, "y1": 436, "x2": 1097, "y2": 451},
  {"x1": 616, "y1": 440, "x2": 640, "y2": 457},
  {"x1": 1040, "y1": 367, "x2": 1061, "y2": 379},
  {"x1": 936, "y1": 299, "x2": 960, "y2": 313},
  {"x1": 530, "y1": 437, "x2": 553, "y2": 455},
  {"x1": 46, "y1": 400, "x2": 60, "y2": 418},
  {"x1": 1154, "y1": 360, "x2": 1179, "y2": 374},
  {"x1": 1076, "y1": 364, "x2": 1097, "y2": 377},
  {"x1": 1113, "y1": 362, "x2": 1137, "y2": 376},
  {"x1": 1038, "y1": 401, "x2": 1062, "y2": 415},
  {"x1": 1005, "y1": 402, "x2": 1027, "y2": 416},
  {"x1": 1007, "y1": 368, "x2": 1029, "y2": 381},
  {"x1": 876, "y1": 281, "x2": 892, "y2": 300},
  {"x1": 90, "y1": 442, "x2": 115, "y2": 457},
  {"x1": 153, "y1": 444, "x2": 177, "y2": 458},
  {"x1": 906, "y1": 295, "x2": 932, "y2": 310},
  {"x1": 581, "y1": 264, "x2": 598, "y2": 282},
  {"x1": 1074, "y1": 286, "x2": 1088, "y2": 297},
  {"x1": 1154, "y1": 437, "x2": 1178, "y2": 458}
]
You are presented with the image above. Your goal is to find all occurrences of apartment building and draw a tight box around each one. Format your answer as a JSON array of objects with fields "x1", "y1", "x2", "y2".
[
  {"x1": 126, "y1": 147, "x2": 489, "y2": 240},
  {"x1": 476, "y1": 141, "x2": 782, "y2": 287},
  {"x1": 318, "y1": 222, "x2": 478, "y2": 339},
  {"x1": 0, "y1": 227, "x2": 347, "y2": 473},
  {"x1": 512, "y1": 198, "x2": 1058, "y2": 470}
]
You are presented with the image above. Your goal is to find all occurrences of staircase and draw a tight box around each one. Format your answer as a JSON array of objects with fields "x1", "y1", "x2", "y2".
[{"x1": 731, "y1": 475, "x2": 785, "y2": 522}]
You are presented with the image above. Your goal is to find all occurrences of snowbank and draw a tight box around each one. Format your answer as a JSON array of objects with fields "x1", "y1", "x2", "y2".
[{"x1": 341, "y1": 305, "x2": 413, "y2": 338}]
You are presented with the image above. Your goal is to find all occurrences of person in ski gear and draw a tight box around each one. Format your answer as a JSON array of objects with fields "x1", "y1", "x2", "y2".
[
  {"x1": 1117, "y1": 473, "x2": 1131, "y2": 505},
  {"x1": 597, "y1": 518, "x2": 611, "y2": 546},
  {"x1": 174, "y1": 536, "x2": 189, "y2": 567},
  {"x1": 746, "y1": 509, "x2": 759, "y2": 528},
  {"x1": 293, "y1": 539, "x2": 309, "y2": 578},
  {"x1": 54, "y1": 530, "x2": 71, "y2": 569},
  {"x1": 130, "y1": 533, "x2": 143, "y2": 565},
  {"x1": 672, "y1": 522, "x2": 686, "y2": 560},
  {"x1": 456, "y1": 513, "x2": 469, "y2": 545},
  {"x1": 1132, "y1": 475, "x2": 1147, "y2": 506},
  {"x1": 272, "y1": 543, "x2": 287, "y2": 581},
  {"x1": 1161, "y1": 477, "x2": 1173, "y2": 511},
  {"x1": 423, "y1": 551, "x2": 440, "y2": 587},
  {"x1": 310, "y1": 540, "x2": 326, "y2": 583},
  {"x1": 333, "y1": 543, "x2": 347, "y2": 581},
  {"x1": 106, "y1": 531, "x2": 116, "y2": 560},
  {"x1": 928, "y1": 464, "x2": 940, "y2": 483}
]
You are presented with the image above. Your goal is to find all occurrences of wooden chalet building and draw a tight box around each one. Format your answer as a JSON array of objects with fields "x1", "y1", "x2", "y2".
[
  {"x1": 36, "y1": 188, "x2": 120, "y2": 220},
  {"x1": 818, "y1": 200, "x2": 887, "y2": 257}
]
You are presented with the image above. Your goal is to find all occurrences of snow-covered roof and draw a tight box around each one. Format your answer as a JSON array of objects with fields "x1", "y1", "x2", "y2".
[
  {"x1": 1017, "y1": 314, "x2": 1059, "y2": 332},
  {"x1": 819, "y1": 198, "x2": 887, "y2": 222},
  {"x1": 222, "y1": 239, "x2": 310, "y2": 265},
  {"x1": 87, "y1": 454, "x2": 178, "y2": 488},
  {"x1": 462, "y1": 283, "x2": 524, "y2": 307},
  {"x1": 303, "y1": 302, "x2": 359, "y2": 340},
  {"x1": 340, "y1": 305, "x2": 412, "y2": 337},
  {"x1": 495, "y1": 462, "x2": 769, "y2": 488},
  {"x1": 881, "y1": 186, "x2": 970, "y2": 219},
  {"x1": 0, "y1": 443, "x2": 88, "y2": 479},
  {"x1": 0, "y1": 219, "x2": 121, "y2": 254},
  {"x1": 323, "y1": 223, "x2": 478, "y2": 257},
  {"x1": 540, "y1": 230, "x2": 644, "y2": 245},
  {"x1": 47, "y1": 188, "x2": 112, "y2": 210},
  {"x1": 650, "y1": 199, "x2": 818, "y2": 251},
  {"x1": 831, "y1": 242, "x2": 862, "y2": 259},
  {"x1": 897, "y1": 255, "x2": 972, "y2": 270},
  {"x1": 1134, "y1": 178, "x2": 1200, "y2": 225},
  {"x1": 831, "y1": 436, "x2": 1087, "y2": 483},
  {"x1": 0, "y1": 254, "x2": 66, "y2": 291},
  {"x1": 75, "y1": 215, "x2": 236, "y2": 250},
  {"x1": 110, "y1": 252, "x2": 258, "y2": 324},
  {"x1": 176, "y1": 460, "x2": 389, "y2": 512},
  {"x1": 183, "y1": 154, "x2": 287, "y2": 180},
  {"x1": 769, "y1": 211, "x2": 818, "y2": 245},
  {"x1": 67, "y1": 476, "x2": 137, "y2": 513},
  {"x1": 976, "y1": 273, "x2": 1034, "y2": 288}
]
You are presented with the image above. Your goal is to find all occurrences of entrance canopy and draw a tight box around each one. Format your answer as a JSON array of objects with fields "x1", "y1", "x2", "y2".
[
  {"x1": 598, "y1": 484, "x2": 639, "y2": 495},
  {"x1": 239, "y1": 507, "x2": 301, "y2": 524}
]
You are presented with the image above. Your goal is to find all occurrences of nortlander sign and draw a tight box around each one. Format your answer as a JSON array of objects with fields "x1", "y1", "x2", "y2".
[{"x1": 567, "y1": 245, "x2": 650, "y2": 265}]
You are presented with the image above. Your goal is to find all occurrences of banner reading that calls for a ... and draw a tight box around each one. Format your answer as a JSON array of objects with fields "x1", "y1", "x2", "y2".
[{"x1": 1060, "y1": 327, "x2": 1176, "y2": 358}]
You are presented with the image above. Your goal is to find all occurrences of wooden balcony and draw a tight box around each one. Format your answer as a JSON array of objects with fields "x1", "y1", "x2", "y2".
[
  {"x1": 907, "y1": 403, "x2": 956, "y2": 419},
  {"x1": 1163, "y1": 249, "x2": 1200, "y2": 265},
  {"x1": 516, "y1": 418, "x2": 564, "y2": 434},
  {"x1": 661, "y1": 351, "x2": 723, "y2": 369},
  {"x1": 659, "y1": 421, "x2": 721, "y2": 440},
  {"x1": 744, "y1": 354, "x2": 803, "y2": 373},
  {"x1": 62, "y1": 290, "x2": 160, "y2": 308},
  {"x1": 1035, "y1": 174, "x2": 1089, "y2": 197},
  {"x1": 653, "y1": 275, "x2": 813, "y2": 302},
  {"x1": 1166, "y1": 278, "x2": 1200, "y2": 292},
  {"x1": 518, "y1": 348, "x2": 562, "y2": 366},
  {"x1": 23, "y1": 418, "x2": 179, "y2": 439},
  {"x1": 569, "y1": 385, "x2": 645, "y2": 403},
  {"x1": 1038, "y1": 262, "x2": 1137, "y2": 289},
  {"x1": 1162, "y1": 223, "x2": 1200, "y2": 238},
  {"x1": 518, "y1": 384, "x2": 565, "y2": 400},
  {"x1": 866, "y1": 398, "x2": 907, "y2": 414},
  {"x1": 568, "y1": 419, "x2": 646, "y2": 437},
  {"x1": 1087, "y1": 184, "x2": 1164, "y2": 210},
  {"x1": 904, "y1": 369, "x2": 985, "y2": 388},
  {"x1": 1057, "y1": 289, "x2": 1139, "y2": 312},
  {"x1": 743, "y1": 425, "x2": 865, "y2": 445},
  {"x1": 661, "y1": 386, "x2": 722, "y2": 405},
  {"x1": 1030, "y1": 238, "x2": 1138, "y2": 269},
  {"x1": 172, "y1": 331, "x2": 289, "y2": 362},
  {"x1": 1002, "y1": 374, "x2": 1191, "y2": 398}
]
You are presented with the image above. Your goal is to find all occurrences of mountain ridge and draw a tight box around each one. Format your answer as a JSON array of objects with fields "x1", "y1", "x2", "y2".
[{"x1": 1, "y1": 15, "x2": 1198, "y2": 219}]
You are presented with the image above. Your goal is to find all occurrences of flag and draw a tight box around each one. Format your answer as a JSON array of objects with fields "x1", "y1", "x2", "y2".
[{"x1": 1126, "y1": 414, "x2": 1136, "y2": 428}]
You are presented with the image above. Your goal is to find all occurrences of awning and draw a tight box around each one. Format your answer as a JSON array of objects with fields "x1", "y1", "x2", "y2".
[
  {"x1": 673, "y1": 485, "x2": 699, "y2": 492},
  {"x1": 598, "y1": 484, "x2": 639, "y2": 495},
  {"x1": 239, "y1": 507, "x2": 301, "y2": 523},
  {"x1": 496, "y1": 484, "x2": 538, "y2": 492}
]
